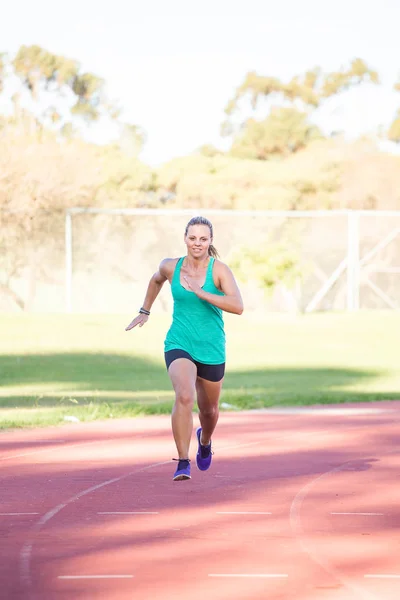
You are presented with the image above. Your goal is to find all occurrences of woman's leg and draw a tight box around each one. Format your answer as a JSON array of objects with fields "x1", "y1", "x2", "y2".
[
  {"x1": 196, "y1": 376, "x2": 223, "y2": 445},
  {"x1": 168, "y1": 358, "x2": 197, "y2": 459}
]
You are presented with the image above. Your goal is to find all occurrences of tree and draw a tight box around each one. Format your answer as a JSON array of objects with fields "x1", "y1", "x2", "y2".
[
  {"x1": 0, "y1": 45, "x2": 151, "y2": 310},
  {"x1": 0, "y1": 129, "x2": 102, "y2": 310},
  {"x1": 230, "y1": 107, "x2": 322, "y2": 159},
  {"x1": 118, "y1": 123, "x2": 147, "y2": 157},
  {"x1": 388, "y1": 111, "x2": 400, "y2": 143},
  {"x1": 0, "y1": 45, "x2": 120, "y2": 134},
  {"x1": 0, "y1": 126, "x2": 152, "y2": 311},
  {"x1": 197, "y1": 144, "x2": 223, "y2": 158},
  {"x1": 224, "y1": 59, "x2": 379, "y2": 160},
  {"x1": 388, "y1": 76, "x2": 400, "y2": 143},
  {"x1": 229, "y1": 241, "x2": 305, "y2": 312},
  {"x1": 0, "y1": 52, "x2": 6, "y2": 94},
  {"x1": 1, "y1": 44, "x2": 146, "y2": 153}
]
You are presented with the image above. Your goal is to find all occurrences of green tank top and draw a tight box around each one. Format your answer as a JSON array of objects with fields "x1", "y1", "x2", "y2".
[{"x1": 164, "y1": 257, "x2": 226, "y2": 364}]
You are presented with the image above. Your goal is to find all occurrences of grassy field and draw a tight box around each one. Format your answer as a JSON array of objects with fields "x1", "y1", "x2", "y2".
[{"x1": 0, "y1": 311, "x2": 399, "y2": 430}]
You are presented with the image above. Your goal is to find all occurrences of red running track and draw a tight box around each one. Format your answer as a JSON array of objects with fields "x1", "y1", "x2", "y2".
[{"x1": 1, "y1": 402, "x2": 400, "y2": 600}]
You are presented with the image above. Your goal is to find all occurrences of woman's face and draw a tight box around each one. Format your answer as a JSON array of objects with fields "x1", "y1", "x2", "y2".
[{"x1": 184, "y1": 224, "x2": 211, "y2": 258}]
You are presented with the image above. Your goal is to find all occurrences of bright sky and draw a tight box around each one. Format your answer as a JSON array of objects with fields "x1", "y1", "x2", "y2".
[{"x1": 1, "y1": 0, "x2": 400, "y2": 164}]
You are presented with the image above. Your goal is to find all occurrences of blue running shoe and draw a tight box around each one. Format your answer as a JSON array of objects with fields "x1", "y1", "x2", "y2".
[
  {"x1": 173, "y1": 458, "x2": 191, "y2": 481},
  {"x1": 196, "y1": 427, "x2": 213, "y2": 471}
]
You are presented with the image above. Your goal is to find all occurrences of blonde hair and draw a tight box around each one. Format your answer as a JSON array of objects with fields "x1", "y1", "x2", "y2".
[{"x1": 184, "y1": 216, "x2": 219, "y2": 258}]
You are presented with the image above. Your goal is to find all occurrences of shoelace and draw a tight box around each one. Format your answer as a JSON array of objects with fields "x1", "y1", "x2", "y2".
[{"x1": 200, "y1": 444, "x2": 213, "y2": 459}]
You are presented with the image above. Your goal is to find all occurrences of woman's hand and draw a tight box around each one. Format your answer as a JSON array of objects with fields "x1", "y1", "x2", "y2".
[
  {"x1": 183, "y1": 276, "x2": 203, "y2": 296},
  {"x1": 183, "y1": 264, "x2": 243, "y2": 315},
  {"x1": 125, "y1": 313, "x2": 149, "y2": 331}
]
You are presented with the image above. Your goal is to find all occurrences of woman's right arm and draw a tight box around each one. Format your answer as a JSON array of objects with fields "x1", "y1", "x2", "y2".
[{"x1": 125, "y1": 259, "x2": 173, "y2": 331}]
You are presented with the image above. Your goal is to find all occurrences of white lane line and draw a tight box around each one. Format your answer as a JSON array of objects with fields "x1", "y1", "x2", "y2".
[
  {"x1": 0, "y1": 513, "x2": 39, "y2": 516},
  {"x1": 19, "y1": 436, "x2": 266, "y2": 593},
  {"x1": 59, "y1": 575, "x2": 134, "y2": 580},
  {"x1": 364, "y1": 575, "x2": 400, "y2": 579},
  {"x1": 208, "y1": 574, "x2": 288, "y2": 578},
  {"x1": 98, "y1": 511, "x2": 159, "y2": 515},
  {"x1": 290, "y1": 459, "x2": 384, "y2": 600},
  {"x1": 331, "y1": 512, "x2": 384, "y2": 516},
  {"x1": 20, "y1": 460, "x2": 171, "y2": 592},
  {"x1": 216, "y1": 512, "x2": 272, "y2": 515}
]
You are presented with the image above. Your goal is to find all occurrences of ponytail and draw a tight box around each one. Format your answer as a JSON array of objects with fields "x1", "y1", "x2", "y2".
[{"x1": 208, "y1": 244, "x2": 219, "y2": 258}]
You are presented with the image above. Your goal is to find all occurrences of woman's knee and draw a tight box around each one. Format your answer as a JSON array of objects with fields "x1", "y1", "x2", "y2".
[
  {"x1": 175, "y1": 390, "x2": 195, "y2": 408},
  {"x1": 199, "y1": 404, "x2": 219, "y2": 419}
]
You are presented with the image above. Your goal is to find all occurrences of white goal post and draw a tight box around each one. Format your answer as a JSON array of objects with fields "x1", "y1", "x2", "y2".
[{"x1": 65, "y1": 208, "x2": 400, "y2": 314}]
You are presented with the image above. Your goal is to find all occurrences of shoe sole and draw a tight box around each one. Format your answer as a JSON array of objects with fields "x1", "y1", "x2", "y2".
[{"x1": 173, "y1": 474, "x2": 191, "y2": 481}]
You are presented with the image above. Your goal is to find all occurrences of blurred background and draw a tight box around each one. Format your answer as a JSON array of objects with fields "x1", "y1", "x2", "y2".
[
  {"x1": 1, "y1": 0, "x2": 400, "y2": 315},
  {"x1": 1, "y1": 0, "x2": 400, "y2": 428}
]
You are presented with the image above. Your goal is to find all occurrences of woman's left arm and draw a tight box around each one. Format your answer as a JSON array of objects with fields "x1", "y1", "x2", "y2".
[{"x1": 183, "y1": 263, "x2": 244, "y2": 315}]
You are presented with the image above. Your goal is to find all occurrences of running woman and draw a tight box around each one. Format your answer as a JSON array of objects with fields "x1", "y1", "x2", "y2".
[{"x1": 125, "y1": 216, "x2": 243, "y2": 481}]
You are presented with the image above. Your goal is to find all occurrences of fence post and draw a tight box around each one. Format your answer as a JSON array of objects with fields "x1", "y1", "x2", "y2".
[
  {"x1": 346, "y1": 211, "x2": 360, "y2": 311},
  {"x1": 65, "y1": 210, "x2": 72, "y2": 313}
]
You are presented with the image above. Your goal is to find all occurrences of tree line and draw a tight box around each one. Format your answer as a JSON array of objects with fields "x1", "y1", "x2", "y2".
[{"x1": 1, "y1": 45, "x2": 400, "y2": 310}]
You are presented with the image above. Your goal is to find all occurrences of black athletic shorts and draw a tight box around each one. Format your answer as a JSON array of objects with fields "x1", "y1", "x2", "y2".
[{"x1": 164, "y1": 349, "x2": 225, "y2": 382}]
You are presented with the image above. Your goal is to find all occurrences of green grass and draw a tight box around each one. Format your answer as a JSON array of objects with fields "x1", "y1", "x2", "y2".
[{"x1": 0, "y1": 311, "x2": 399, "y2": 430}]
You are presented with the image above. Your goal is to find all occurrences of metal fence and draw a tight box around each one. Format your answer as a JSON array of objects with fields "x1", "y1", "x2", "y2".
[{"x1": 61, "y1": 209, "x2": 400, "y2": 314}]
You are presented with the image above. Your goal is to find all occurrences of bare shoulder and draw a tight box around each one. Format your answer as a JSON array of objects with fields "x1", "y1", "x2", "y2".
[{"x1": 159, "y1": 257, "x2": 180, "y2": 279}]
